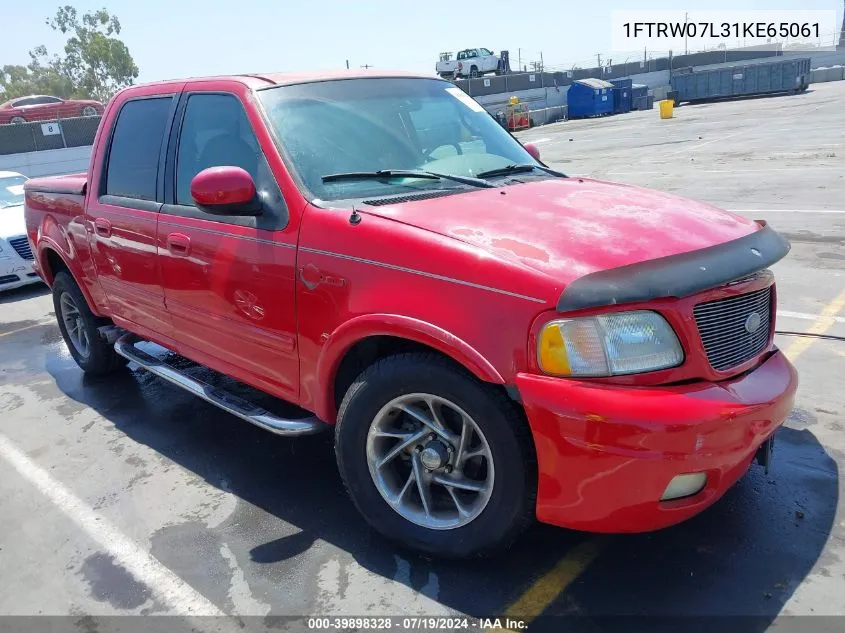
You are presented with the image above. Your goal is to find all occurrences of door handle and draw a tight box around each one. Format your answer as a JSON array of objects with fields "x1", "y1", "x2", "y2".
[
  {"x1": 94, "y1": 218, "x2": 112, "y2": 238},
  {"x1": 166, "y1": 232, "x2": 191, "y2": 256}
]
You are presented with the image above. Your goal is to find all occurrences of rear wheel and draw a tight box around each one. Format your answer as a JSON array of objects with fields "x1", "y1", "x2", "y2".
[
  {"x1": 469, "y1": 66, "x2": 479, "y2": 78},
  {"x1": 335, "y1": 353, "x2": 535, "y2": 558},
  {"x1": 10, "y1": 116, "x2": 26, "y2": 124},
  {"x1": 81, "y1": 106, "x2": 97, "y2": 116},
  {"x1": 53, "y1": 272, "x2": 126, "y2": 375}
]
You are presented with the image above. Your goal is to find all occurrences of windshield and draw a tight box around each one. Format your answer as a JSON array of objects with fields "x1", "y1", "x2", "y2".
[
  {"x1": 257, "y1": 77, "x2": 541, "y2": 202},
  {"x1": 0, "y1": 175, "x2": 26, "y2": 209}
]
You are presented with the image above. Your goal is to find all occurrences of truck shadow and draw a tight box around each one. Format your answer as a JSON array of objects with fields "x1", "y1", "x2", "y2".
[
  {"x1": 0, "y1": 282, "x2": 49, "y2": 304},
  {"x1": 46, "y1": 352, "x2": 838, "y2": 628}
]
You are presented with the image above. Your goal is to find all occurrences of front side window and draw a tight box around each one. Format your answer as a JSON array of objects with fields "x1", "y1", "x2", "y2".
[
  {"x1": 257, "y1": 78, "x2": 541, "y2": 202},
  {"x1": 105, "y1": 97, "x2": 172, "y2": 200},
  {"x1": 175, "y1": 93, "x2": 261, "y2": 206}
]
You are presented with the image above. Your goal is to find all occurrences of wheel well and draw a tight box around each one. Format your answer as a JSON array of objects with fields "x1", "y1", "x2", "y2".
[
  {"x1": 43, "y1": 248, "x2": 69, "y2": 284},
  {"x1": 333, "y1": 336, "x2": 473, "y2": 412}
]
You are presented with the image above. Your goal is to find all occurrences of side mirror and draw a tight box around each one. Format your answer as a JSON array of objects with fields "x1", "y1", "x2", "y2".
[
  {"x1": 523, "y1": 143, "x2": 541, "y2": 161},
  {"x1": 190, "y1": 166, "x2": 261, "y2": 216}
]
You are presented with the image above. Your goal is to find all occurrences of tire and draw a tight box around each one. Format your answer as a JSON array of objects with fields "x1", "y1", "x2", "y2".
[
  {"x1": 335, "y1": 353, "x2": 536, "y2": 558},
  {"x1": 52, "y1": 272, "x2": 127, "y2": 375},
  {"x1": 469, "y1": 66, "x2": 479, "y2": 78},
  {"x1": 10, "y1": 116, "x2": 26, "y2": 124},
  {"x1": 82, "y1": 106, "x2": 97, "y2": 117}
]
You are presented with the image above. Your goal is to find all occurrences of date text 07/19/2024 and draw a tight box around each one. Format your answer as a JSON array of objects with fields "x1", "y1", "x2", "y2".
[{"x1": 305, "y1": 617, "x2": 527, "y2": 630}]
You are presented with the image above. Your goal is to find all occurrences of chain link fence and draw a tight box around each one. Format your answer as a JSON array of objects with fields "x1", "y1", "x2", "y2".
[{"x1": 0, "y1": 115, "x2": 101, "y2": 155}]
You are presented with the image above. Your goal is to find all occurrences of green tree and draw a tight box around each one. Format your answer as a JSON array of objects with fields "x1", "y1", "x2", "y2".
[
  {"x1": 0, "y1": 5, "x2": 138, "y2": 104},
  {"x1": 0, "y1": 57, "x2": 74, "y2": 101}
]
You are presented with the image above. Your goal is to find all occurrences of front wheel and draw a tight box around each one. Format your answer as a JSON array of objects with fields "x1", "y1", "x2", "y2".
[
  {"x1": 82, "y1": 106, "x2": 98, "y2": 117},
  {"x1": 53, "y1": 272, "x2": 127, "y2": 375},
  {"x1": 10, "y1": 116, "x2": 26, "y2": 124},
  {"x1": 335, "y1": 353, "x2": 536, "y2": 558}
]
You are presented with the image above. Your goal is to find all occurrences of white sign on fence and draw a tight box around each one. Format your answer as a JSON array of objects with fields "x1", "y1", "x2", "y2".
[{"x1": 41, "y1": 122, "x2": 62, "y2": 136}]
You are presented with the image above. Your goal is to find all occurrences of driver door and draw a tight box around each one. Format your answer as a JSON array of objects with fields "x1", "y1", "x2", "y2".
[{"x1": 157, "y1": 87, "x2": 300, "y2": 402}]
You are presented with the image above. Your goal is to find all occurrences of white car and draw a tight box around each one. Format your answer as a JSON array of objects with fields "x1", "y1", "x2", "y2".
[
  {"x1": 436, "y1": 48, "x2": 500, "y2": 79},
  {"x1": 0, "y1": 171, "x2": 41, "y2": 291}
]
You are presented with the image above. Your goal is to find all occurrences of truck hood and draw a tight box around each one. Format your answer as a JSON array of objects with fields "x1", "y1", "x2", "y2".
[
  {"x1": 0, "y1": 204, "x2": 25, "y2": 239},
  {"x1": 360, "y1": 178, "x2": 760, "y2": 284}
]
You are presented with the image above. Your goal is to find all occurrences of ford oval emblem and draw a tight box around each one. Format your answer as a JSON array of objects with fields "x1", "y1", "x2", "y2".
[{"x1": 744, "y1": 312, "x2": 762, "y2": 334}]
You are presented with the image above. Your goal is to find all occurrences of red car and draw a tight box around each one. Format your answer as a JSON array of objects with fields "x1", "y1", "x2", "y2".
[
  {"x1": 0, "y1": 94, "x2": 103, "y2": 124},
  {"x1": 22, "y1": 71, "x2": 797, "y2": 558}
]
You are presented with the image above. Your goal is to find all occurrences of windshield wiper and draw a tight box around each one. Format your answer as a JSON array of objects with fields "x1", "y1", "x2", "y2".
[
  {"x1": 475, "y1": 164, "x2": 566, "y2": 179},
  {"x1": 321, "y1": 169, "x2": 494, "y2": 188}
]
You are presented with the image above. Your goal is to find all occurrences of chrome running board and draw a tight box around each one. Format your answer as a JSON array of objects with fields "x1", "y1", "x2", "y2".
[{"x1": 114, "y1": 334, "x2": 327, "y2": 436}]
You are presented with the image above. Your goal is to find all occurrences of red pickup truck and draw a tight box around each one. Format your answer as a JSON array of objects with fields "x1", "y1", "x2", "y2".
[{"x1": 24, "y1": 71, "x2": 797, "y2": 558}]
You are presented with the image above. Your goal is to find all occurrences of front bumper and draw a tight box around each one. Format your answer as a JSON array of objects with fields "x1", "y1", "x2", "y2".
[
  {"x1": 0, "y1": 253, "x2": 39, "y2": 291},
  {"x1": 517, "y1": 350, "x2": 798, "y2": 533}
]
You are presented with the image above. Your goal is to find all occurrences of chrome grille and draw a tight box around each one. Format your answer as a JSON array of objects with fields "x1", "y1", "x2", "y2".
[
  {"x1": 694, "y1": 286, "x2": 773, "y2": 371},
  {"x1": 8, "y1": 236, "x2": 33, "y2": 260}
]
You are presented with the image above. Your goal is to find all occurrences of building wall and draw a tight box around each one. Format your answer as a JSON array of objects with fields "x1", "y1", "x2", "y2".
[{"x1": 0, "y1": 146, "x2": 91, "y2": 178}]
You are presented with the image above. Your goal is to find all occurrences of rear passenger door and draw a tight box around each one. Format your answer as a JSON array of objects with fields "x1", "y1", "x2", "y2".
[
  {"x1": 87, "y1": 94, "x2": 178, "y2": 342},
  {"x1": 157, "y1": 89, "x2": 299, "y2": 401}
]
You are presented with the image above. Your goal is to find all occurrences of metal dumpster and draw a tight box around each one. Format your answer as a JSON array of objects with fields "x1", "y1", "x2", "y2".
[
  {"x1": 631, "y1": 84, "x2": 649, "y2": 110},
  {"x1": 610, "y1": 78, "x2": 633, "y2": 113},
  {"x1": 670, "y1": 57, "x2": 811, "y2": 104},
  {"x1": 567, "y1": 78, "x2": 615, "y2": 118}
]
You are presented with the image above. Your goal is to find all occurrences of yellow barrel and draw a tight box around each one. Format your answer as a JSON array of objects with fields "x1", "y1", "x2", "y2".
[{"x1": 659, "y1": 99, "x2": 674, "y2": 119}]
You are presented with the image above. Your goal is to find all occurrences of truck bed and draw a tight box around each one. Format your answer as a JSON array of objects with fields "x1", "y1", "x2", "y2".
[
  {"x1": 24, "y1": 172, "x2": 87, "y2": 196},
  {"x1": 23, "y1": 173, "x2": 89, "y2": 280}
]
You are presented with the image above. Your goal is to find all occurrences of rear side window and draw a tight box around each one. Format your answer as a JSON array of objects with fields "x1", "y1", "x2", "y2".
[{"x1": 105, "y1": 97, "x2": 172, "y2": 200}]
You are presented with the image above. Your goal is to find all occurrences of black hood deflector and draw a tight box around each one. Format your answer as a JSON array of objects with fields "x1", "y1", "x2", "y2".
[{"x1": 557, "y1": 222, "x2": 790, "y2": 313}]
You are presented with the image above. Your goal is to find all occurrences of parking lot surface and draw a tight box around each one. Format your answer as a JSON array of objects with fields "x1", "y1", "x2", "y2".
[{"x1": 1, "y1": 81, "x2": 844, "y2": 631}]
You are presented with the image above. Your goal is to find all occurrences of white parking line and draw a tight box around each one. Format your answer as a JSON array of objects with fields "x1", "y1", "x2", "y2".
[
  {"x1": 778, "y1": 310, "x2": 845, "y2": 325},
  {"x1": 0, "y1": 432, "x2": 226, "y2": 616},
  {"x1": 668, "y1": 130, "x2": 746, "y2": 154}
]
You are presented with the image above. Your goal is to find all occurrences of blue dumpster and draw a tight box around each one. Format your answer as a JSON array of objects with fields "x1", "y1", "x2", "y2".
[
  {"x1": 567, "y1": 78, "x2": 615, "y2": 118},
  {"x1": 610, "y1": 78, "x2": 633, "y2": 113}
]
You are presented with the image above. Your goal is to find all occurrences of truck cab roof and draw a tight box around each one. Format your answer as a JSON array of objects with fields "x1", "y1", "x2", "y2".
[{"x1": 120, "y1": 69, "x2": 437, "y2": 94}]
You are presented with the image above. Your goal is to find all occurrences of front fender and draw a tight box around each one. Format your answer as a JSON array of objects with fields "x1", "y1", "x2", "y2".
[{"x1": 314, "y1": 313, "x2": 505, "y2": 422}]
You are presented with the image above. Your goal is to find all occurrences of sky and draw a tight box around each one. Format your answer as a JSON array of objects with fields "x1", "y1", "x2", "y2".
[{"x1": 2, "y1": 0, "x2": 842, "y2": 84}]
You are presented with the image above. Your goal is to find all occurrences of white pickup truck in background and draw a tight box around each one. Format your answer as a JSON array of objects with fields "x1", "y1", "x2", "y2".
[{"x1": 436, "y1": 49, "x2": 501, "y2": 79}]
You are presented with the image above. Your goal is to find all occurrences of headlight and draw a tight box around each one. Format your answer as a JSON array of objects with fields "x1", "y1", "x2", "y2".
[{"x1": 538, "y1": 310, "x2": 683, "y2": 377}]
